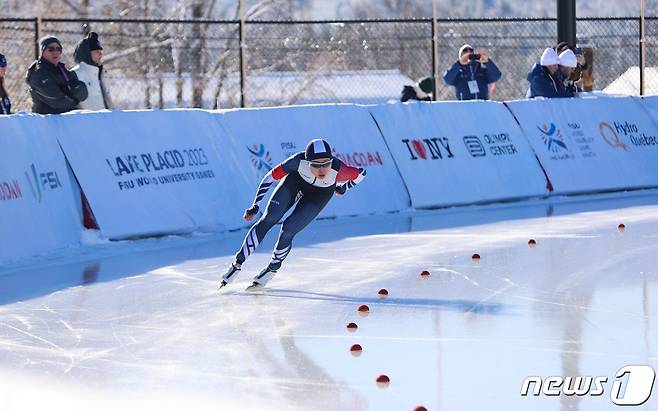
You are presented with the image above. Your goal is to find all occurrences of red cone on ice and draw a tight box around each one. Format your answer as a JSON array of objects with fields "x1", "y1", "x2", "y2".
[
  {"x1": 350, "y1": 344, "x2": 363, "y2": 356},
  {"x1": 472, "y1": 253, "x2": 481, "y2": 260},
  {"x1": 376, "y1": 374, "x2": 390, "y2": 386},
  {"x1": 618, "y1": 223, "x2": 626, "y2": 231},
  {"x1": 346, "y1": 322, "x2": 358, "y2": 332},
  {"x1": 414, "y1": 407, "x2": 428, "y2": 411},
  {"x1": 358, "y1": 304, "x2": 370, "y2": 315},
  {"x1": 528, "y1": 239, "x2": 537, "y2": 247},
  {"x1": 378, "y1": 288, "x2": 388, "y2": 297},
  {"x1": 420, "y1": 270, "x2": 430, "y2": 278}
]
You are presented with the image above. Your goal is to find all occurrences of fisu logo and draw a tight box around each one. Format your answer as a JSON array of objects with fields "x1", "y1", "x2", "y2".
[
  {"x1": 537, "y1": 123, "x2": 569, "y2": 153},
  {"x1": 247, "y1": 144, "x2": 274, "y2": 177}
]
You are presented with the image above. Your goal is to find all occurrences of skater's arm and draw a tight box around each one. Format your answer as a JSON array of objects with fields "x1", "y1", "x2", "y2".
[
  {"x1": 335, "y1": 164, "x2": 366, "y2": 195},
  {"x1": 244, "y1": 163, "x2": 290, "y2": 220}
]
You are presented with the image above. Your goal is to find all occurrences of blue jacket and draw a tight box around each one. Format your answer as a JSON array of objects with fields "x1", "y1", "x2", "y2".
[
  {"x1": 442, "y1": 59, "x2": 502, "y2": 100},
  {"x1": 527, "y1": 63, "x2": 562, "y2": 98}
]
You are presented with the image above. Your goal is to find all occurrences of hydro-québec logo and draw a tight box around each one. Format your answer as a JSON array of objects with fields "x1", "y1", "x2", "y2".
[{"x1": 521, "y1": 365, "x2": 656, "y2": 406}]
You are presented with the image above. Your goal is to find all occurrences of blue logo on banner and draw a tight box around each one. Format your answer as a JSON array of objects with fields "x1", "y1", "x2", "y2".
[
  {"x1": 247, "y1": 144, "x2": 273, "y2": 177},
  {"x1": 538, "y1": 123, "x2": 569, "y2": 153}
]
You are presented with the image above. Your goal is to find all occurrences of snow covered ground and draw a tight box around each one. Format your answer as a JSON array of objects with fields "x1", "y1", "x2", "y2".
[{"x1": 1, "y1": 190, "x2": 658, "y2": 411}]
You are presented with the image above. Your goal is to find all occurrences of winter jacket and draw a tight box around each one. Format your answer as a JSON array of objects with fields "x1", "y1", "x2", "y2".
[
  {"x1": 442, "y1": 59, "x2": 502, "y2": 100},
  {"x1": 0, "y1": 96, "x2": 9, "y2": 114},
  {"x1": 526, "y1": 63, "x2": 562, "y2": 99},
  {"x1": 72, "y1": 62, "x2": 112, "y2": 110},
  {"x1": 0, "y1": 81, "x2": 9, "y2": 114},
  {"x1": 25, "y1": 58, "x2": 88, "y2": 114},
  {"x1": 72, "y1": 34, "x2": 112, "y2": 110}
]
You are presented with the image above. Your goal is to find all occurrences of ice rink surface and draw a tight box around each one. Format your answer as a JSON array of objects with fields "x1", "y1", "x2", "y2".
[{"x1": 1, "y1": 191, "x2": 658, "y2": 411}]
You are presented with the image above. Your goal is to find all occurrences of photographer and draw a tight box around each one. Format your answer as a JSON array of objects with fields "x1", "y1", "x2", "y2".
[
  {"x1": 25, "y1": 36, "x2": 88, "y2": 114},
  {"x1": 442, "y1": 44, "x2": 501, "y2": 101},
  {"x1": 557, "y1": 49, "x2": 581, "y2": 98},
  {"x1": 556, "y1": 42, "x2": 587, "y2": 84}
]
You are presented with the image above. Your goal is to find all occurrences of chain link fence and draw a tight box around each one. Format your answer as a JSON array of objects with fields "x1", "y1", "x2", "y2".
[{"x1": 0, "y1": 17, "x2": 656, "y2": 112}]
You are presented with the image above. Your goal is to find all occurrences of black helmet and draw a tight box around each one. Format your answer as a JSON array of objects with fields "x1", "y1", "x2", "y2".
[{"x1": 305, "y1": 139, "x2": 332, "y2": 161}]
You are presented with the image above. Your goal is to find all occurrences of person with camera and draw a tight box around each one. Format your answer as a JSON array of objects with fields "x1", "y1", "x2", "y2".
[
  {"x1": 556, "y1": 42, "x2": 587, "y2": 85},
  {"x1": 25, "y1": 36, "x2": 88, "y2": 114},
  {"x1": 557, "y1": 49, "x2": 581, "y2": 98},
  {"x1": 442, "y1": 44, "x2": 501, "y2": 101}
]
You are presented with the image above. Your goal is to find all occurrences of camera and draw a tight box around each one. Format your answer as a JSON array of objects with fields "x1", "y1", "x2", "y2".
[{"x1": 469, "y1": 53, "x2": 481, "y2": 61}]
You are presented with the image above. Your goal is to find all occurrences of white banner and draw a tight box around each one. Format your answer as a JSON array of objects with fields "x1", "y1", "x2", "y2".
[
  {"x1": 368, "y1": 101, "x2": 548, "y2": 208},
  {"x1": 55, "y1": 110, "x2": 254, "y2": 239},
  {"x1": 215, "y1": 104, "x2": 410, "y2": 218},
  {"x1": 0, "y1": 114, "x2": 81, "y2": 264},
  {"x1": 506, "y1": 96, "x2": 658, "y2": 194}
]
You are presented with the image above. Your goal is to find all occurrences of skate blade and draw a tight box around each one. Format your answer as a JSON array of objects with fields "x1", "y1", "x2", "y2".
[
  {"x1": 218, "y1": 281, "x2": 228, "y2": 291},
  {"x1": 245, "y1": 282, "x2": 265, "y2": 292}
]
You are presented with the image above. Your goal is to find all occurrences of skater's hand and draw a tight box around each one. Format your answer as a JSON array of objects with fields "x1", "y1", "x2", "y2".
[
  {"x1": 244, "y1": 204, "x2": 259, "y2": 221},
  {"x1": 335, "y1": 184, "x2": 347, "y2": 196}
]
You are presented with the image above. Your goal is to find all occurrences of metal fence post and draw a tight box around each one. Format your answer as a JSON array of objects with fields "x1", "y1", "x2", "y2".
[
  {"x1": 239, "y1": 0, "x2": 247, "y2": 108},
  {"x1": 640, "y1": 2, "x2": 645, "y2": 96},
  {"x1": 431, "y1": 0, "x2": 439, "y2": 101},
  {"x1": 33, "y1": 18, "x2": 40, "y2": 60}
]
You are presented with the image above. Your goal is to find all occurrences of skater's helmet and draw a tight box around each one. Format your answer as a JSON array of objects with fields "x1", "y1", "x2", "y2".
[{"x1": 305, "y1": 139, "x2": 333, "y2": 161}]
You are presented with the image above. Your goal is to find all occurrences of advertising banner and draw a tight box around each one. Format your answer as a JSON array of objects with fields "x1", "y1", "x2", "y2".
[{"x1": 369, "y1": 101, "x2": 548, "y2": 208}]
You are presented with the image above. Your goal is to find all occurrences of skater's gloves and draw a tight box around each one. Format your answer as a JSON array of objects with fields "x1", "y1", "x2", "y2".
[{"x1": 244, "y1": 204, "x2": 259, "y2": 221}]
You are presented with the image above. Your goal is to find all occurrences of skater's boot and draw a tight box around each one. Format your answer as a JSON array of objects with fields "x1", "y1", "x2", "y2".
[
  {"x1": 218, "y1": 262, "x2": 241, "y2": 289},
  {"x1": 248, "y1": 266, "x2": 277, "y2": 289}
]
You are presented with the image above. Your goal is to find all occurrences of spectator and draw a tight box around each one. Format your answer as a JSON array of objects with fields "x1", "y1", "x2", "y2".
[
  {"x1": 25, "y1": 36, "x2": 88, "y2": 114},
  {"x1": 72, "y1": 32, "x2": 113, "y2": 110},
  {"x1": 557, "y1": 49, "x2": 580, "y2": 98},
  {"x1": 556, "y1": 41, "x2": 587, "y2": 84},
  {"x1": 400, "y1": 75, "x2": 433, "y2": 102},
  {"x1": 442, "y1": 44, "x2": 501, "y2": 100},
  {"x1": 0, "y1": 53, "x2": 10, "y2": 115},
  {"x1": 527, "y1": 47, "x2": 562, "y2": 98}
]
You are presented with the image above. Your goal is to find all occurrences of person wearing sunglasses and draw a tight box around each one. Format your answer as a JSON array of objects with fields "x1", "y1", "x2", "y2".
[
  {"x1": 25, "y1": 35, "x2": 88, "y2": 114},
  {"x1": 220, "y1": 138, "x2": 367, "y2": 290},
  {"x1": 0, "y1": 53, "x2": 10, "y2": 115}
]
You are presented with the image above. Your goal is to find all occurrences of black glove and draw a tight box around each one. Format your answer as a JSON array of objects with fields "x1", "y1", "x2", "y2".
[
  {"x1": 245, "y1": 204, "x2": 259, "y2": 216},
  {"x1": 335, "y1": 185, "x2": 347, "y2": 195}
]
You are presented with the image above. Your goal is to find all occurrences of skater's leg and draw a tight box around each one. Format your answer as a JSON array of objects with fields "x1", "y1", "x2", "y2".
[
  {"x1": 266, "y1": 190, "x2": 333, "y2": 271},
  {"x1": 234, "y1": 179, "x2": 296, "y2": 265}
]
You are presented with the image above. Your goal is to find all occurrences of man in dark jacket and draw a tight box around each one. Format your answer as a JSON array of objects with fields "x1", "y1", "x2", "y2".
[
  {"x1": 26, "y1": 36, "x2": 88, "y2": 114},
  {"x1": 442, "y1": 44, "x2": 502, "y2": 100},
  {"x1": 527, "y1": 48, "x2": 563, "y2": 98}
]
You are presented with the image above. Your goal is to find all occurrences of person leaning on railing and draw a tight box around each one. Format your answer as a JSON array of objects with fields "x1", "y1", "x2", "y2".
[
  {"x1": 442, "y1": 44, "x2": 502, "y2": 101},
  {"x1": 72, "y1": 31, "x2": 113, "y2": 110},
  {"x1": 25, "y1": 36, "x2": 88, "y2": 114},
  {"x1": 0, "y1": 53, "x2": 10, "y2": 115}
]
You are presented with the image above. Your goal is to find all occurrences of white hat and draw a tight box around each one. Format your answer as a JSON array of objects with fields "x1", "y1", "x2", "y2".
[
  {"x1": 458, "y1": 44, "x2": 474, "y2": 58},
  {"x1": 540, "y1": 48, "x2": 559, "y2": 66},
  {"x1": 558, "y1": 49, "x2": 577, "y2": 68}
]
